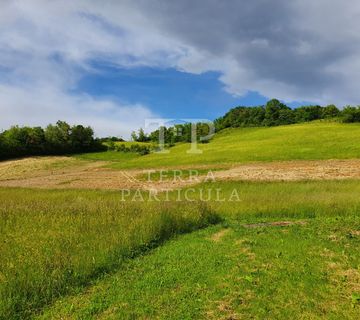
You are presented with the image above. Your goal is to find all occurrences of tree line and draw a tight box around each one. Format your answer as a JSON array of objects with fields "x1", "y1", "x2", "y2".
[
  {"x1": 3, "y1": 99, "x2": 360, "y2": 159},
  {"x1": 214, "y1": 99, "x2": 360, "y2": 130},
  {"x1": 0, "y1": 120, "x2": 105, "y2": 160}
]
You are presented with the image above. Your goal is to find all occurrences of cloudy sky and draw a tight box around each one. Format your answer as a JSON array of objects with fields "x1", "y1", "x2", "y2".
[{"x1": 1, "y1": 0, "x2": 360, "y2": 137}]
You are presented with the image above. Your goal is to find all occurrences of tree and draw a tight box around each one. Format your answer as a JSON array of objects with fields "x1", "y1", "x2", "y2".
[
  {"x1": 137, "y1": 128, "x2": 150, "y2": 142},
  {"x1": 322, "y1": 104, "x2": 340, "y2": 118},
  {"x1": 263, "y1": 99, "x2": 292, "y2": 126},
  {"x1": 278, "y1": 108, "x2": 295, "y2": 124},
  {"x1": 0, "y1": 121, "x2": 101, "y2": 159},
  {"x1": 341, "y1": 106, "x2": 360, "y2": 123},
  {"x1": 45, "y1": 121, "x2": 71, "y2": 152},
  {"x1": 25, "y1": 127, "x2": 46, "y2": 154},
  {"x1": 130, "y1": 131, "x2": 138, "y2": 142},
  {"x1": 70, "y1": 125, "x2": 94, "y2": 150},
  {"x1": 1, "y1": 126, "x2": 28, "y2": 156},
  {"x1": 294, "y1": 105, "x2": 322, "y2": 122}
]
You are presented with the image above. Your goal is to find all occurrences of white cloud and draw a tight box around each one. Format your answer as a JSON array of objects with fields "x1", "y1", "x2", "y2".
[
  {"x1": 0, "y1": 81, "x2": 155, "y2": 137},
  {"x1": 1, "y1": 0, "x2": 360, "y2": 137}
]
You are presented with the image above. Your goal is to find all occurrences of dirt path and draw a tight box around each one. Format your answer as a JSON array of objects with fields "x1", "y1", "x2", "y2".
[{"x1": 1, "y1": 158, "x2": 360, "y2": 190}]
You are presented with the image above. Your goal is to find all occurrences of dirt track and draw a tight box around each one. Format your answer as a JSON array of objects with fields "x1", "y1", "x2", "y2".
[{"x1": 1, "y1": 157, "x2": 360, "y2": 190}]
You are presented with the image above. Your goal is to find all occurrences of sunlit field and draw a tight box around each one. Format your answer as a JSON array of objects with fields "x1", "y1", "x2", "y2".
[
  {"x1": 1, "y1": 180, "x2": 360, "y2": 319},
  {"x1": 3, "y1": 1, "x2": 360, "y2": 319},
  {"x1": 75, "y1": 122, "x2": 360, "y2": 169},
  {"x1": 0, "y1": 188, "x2": 218, "y2": 319}
]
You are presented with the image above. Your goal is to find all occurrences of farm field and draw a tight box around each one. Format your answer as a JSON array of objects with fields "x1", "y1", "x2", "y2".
[{"x1": 1, "y1": 122, "x2": 360, "y2": 319}]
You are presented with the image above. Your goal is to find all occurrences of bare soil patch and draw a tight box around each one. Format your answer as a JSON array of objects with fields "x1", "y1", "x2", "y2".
[
  {"x1": 1, "y1": 158, "x2": 360, "y2": 190},
  {"x1": 215, "y1": 159, "x2": 360, "y2": 181},
  {"x1": 210, "y1": 229, "x2": 231, "y2": 242}
]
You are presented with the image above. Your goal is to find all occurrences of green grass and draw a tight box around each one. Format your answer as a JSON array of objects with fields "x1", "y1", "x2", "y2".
[
  {"x1": 2, "y1": 180, "x2": 360, "y2": 319},
  {"x1": 114, "y1": 141, "x2": 156, "y2": 148},
  {"x1": 0, "y1": 188, "x2": 219, "y2": 319},
  {"x1": 99, "y1": 121, "x2": 360, "y2": 169},
  {"x1": 38, "y1": 219, "x2": 360, "y2": 319},
  {"x1": 190, "y1": 180, "x2": 360, "y2": 220},
  {"x1": 4, "y1": 121, "x2": 360, "y2": 319},
  {"x1": 74, "y1": 151, "x2": 140, "y2": 162},
  {"x1": 36, "y1": 179, "x2": 360, "y2": 319}
]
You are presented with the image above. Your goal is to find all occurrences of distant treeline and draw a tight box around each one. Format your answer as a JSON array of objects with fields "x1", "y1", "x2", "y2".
[
  {"x1": 4, "y1": 100, "x2": 360, "y2": 159},
  {"x1": 214, "y1": 99, "x2": 360, "y2": 130},
  {"x1": 0, "y1": 120, "x2": 105, "y2": 160},
  {"x1": 131, "y1": 123, "x2": 212, "y2": 145},
  {"x1": 132, "y1": 99, "x2": 360, "y2": 144}
]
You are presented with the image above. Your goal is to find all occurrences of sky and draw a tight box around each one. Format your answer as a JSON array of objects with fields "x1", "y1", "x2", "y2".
[{"x1": 1, "y1": 0, "x2": 360, "y2": 137}]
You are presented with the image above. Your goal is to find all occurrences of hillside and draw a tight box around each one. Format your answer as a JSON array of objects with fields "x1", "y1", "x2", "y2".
[{"x1": 79, "y1": 121, "x2": 360, "y2": 169}]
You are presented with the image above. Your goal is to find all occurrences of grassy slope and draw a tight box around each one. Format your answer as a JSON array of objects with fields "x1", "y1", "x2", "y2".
[
  {"x1": 75, "y1": 151, "x2": 139, "y2": 162},
  {"x1": 38, "y1": 221, "x2": 360, "y2": 319},
  {"x1": 93, "y1": 121, "x2": 360, "y2": 169},
  {"x1": 0, "y1": 189, "x2": 218, "y2": 319},
  {"x1": 36, "y1": 180, "x2": 360, "y2": 319}
]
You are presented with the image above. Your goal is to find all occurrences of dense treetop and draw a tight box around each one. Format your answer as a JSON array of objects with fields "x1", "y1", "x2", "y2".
[{"x1": 0, "y1": 120, "x2": 104, "y2": 159}]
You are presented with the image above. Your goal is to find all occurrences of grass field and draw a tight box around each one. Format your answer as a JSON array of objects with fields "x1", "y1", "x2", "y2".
[
  {"x1": 75, "y1": 151, "x2": 140, "y2": 162},
  {"x1": 75, "y1": 122, "x2": 360, "y2": 169},
  {"x1": 1, "y1": 180, "x2": 360, "y2": 319},
  {"x1": 0, "y1": 189, "x2": 218, "y2": 319},
  {"x1": 34, "y1": 180, "x2": 360, "y2": 319},
  {"x1": 2, "y1": 121, "x2": 360, "y2": 319},
  {"x1": 38, "y1": 219, "x2": 360, "y2": 319}
]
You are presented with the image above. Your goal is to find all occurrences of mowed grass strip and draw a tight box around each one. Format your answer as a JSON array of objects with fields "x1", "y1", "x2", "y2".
[
  {"x1": 37, "y1": 218, "x2": 360, "y2": 319},
  {"x1": 94, "y1": 122, "x2": 360, "y2": 169},
  {"x1": 0, "y1": 188, "x2": 219, "y2": 320}
]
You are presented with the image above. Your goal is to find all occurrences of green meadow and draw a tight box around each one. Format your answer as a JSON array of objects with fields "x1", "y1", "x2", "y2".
[
  {"x1": 0, "y1": 188, "x2": 218, "y2": 319},
  {"x1": 1, "y1": 180, "x2": 360, "y2": 319},
  {"x1": 76, "y1": 121, "x2": 360, "y2": 169},
  {"x1": 1, "y1": 121, "x2": 360, "y2": 319}
]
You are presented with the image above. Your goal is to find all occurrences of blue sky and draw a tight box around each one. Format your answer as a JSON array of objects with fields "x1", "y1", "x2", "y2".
[
  {"x1": 76, "y1": 63, "x2": 311, "y2": 121},
  {"x1": 0, "y1": 1, "x2": 359, "y2": 137},
  {"x1": 76, "y1": 64, "x2": 269, "y2": 120}
]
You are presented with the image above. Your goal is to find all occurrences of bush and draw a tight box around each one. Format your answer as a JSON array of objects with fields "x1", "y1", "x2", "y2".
[{"x1": 111, "y1": 143, "x2": 151, "y2": 155}]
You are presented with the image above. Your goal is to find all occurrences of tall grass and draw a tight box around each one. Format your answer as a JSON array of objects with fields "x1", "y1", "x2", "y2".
[
  {"x1": 0, "y1": 188, "x2": 219, "y2": 319},
  {"x1": 183, "y1": 180, "x2": 360, "y2": 221}
]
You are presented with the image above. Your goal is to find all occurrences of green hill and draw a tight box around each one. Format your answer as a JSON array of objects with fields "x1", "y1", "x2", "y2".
[{"x1": 84, "y1": 121, "x2": 360, "y2": 169}]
